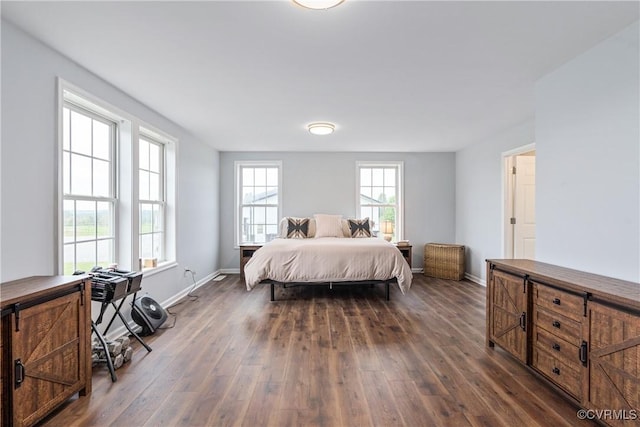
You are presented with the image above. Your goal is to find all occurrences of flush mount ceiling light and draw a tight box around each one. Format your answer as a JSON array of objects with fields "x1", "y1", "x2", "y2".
[
  {"x1": 307, "y1": 122, "x2": 335, "y2": 135},
  {"x1": 292, "y1": 0, "x2": 345, "y2": 10}
]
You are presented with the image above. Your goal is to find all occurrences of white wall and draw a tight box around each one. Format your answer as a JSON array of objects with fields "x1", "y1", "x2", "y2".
[
  {"x1": 4, "y1": 14, "x2": 637, "y2": 307},
  {"x1": 455, "y1": 120, "x2": 535, "y2": 283},
  {"x1": 219, "y1": 151, "x2": 456, "y2": 270},
  {"x1": 535, "y1": 21, "x2": 639, "y2": 281},
  {"x1": 456, "y1": 21, "x2": 640, "y2": 284},
  {"x1": 1, "y1": 21, "x2": 220, "y2": 305}
]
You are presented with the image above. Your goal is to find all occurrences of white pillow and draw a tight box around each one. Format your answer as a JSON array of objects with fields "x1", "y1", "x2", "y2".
[
  {"x1": 341, "y1": 219, "x2": 351, "y2": 237},
  {"x1": 308, "y1": 218, "x2": 316, "y2": 237},
  {"x1": 313, "y1": 214, "x2": 344, "y2": 238},
  {"x1": 279, "y1": 217, "x2": 288, "y2": 238}
]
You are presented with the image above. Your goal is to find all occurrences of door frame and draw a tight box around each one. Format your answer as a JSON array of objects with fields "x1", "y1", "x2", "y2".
[{"x1": 502, "y1": 143, "x2": 536, "y2": 258}]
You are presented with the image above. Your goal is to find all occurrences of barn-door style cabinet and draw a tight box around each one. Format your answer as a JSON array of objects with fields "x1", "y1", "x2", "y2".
[
  {"x1": 486, "y1": 260, "x2": 639, "y2": 427},
  {"x1": 486, "y1": 269, "x2": 528, "y2": 363},
  {"x1": 587, "y1": 302, "x2": 639, "y2": 426},
  {"x1": 0, "y1": 276, "x2": 92, "y2": 427}
]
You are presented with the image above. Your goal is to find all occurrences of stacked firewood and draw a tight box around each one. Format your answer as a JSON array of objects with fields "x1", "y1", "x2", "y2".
[{"x1": 92, "y1": 336, "x2": 133, "y2": 370}]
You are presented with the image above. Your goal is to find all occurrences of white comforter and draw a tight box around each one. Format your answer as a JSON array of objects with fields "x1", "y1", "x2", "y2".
[{"x1": 244, "y1": 237, "x2": 412, "y2": 294}]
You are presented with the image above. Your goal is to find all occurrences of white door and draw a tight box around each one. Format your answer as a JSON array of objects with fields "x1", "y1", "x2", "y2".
[{"x1": 513, "y1": 155, "x2": 536, "y2": 258}]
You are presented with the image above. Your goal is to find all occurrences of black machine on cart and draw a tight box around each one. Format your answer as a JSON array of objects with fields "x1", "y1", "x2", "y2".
[{"x1": 88, "y1": 267, "x2": 151, "y2": 382}]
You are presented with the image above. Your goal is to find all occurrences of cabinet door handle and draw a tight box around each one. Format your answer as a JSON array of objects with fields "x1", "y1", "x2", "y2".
[
  {"x1": 15, "y1": 359, "x2": 25, "y2": 388},
  {"x1": 552, "y1": 343, "x2": 561, "y2": 351},
  {"x1": 519, "y1": 312, "x2": 526, "y2": 331},
  {"x1": 552, "y1": 320, "x2": 561, "y2": 328},
  {"x1": 552, "y1": 367, "x2": 560, "y2": 375},
  {"x1": 579, "y1": 341, "x2": 588, "y2": 366},
  {"x1": 552, "y1": 298, "x2": 561, "y2": 305}
]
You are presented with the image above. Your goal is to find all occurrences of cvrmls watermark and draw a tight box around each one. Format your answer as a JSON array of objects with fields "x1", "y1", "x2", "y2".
[{"x1": 577, "y1": 409, "x2": 638, "y2": 421}]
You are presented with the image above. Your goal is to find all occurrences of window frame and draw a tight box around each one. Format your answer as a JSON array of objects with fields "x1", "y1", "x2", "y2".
[
  {"x1": 138, "y1": 132, "x2": 167, "y2": 263},
  {"x1": 234, "y1": 160, "x2": 283, "y2": 247},
  {"x1": 61, "y1": 102, "x2": 118, "y2": 274},
  {"x1": 355, "y1": 161, "x2": 404, "y2": 242},
  {"x1": 57, "y1": 78, "x2": 178, "y2": 276}
]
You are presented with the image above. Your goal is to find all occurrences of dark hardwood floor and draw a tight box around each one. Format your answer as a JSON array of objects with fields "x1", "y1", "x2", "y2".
[{"x1": 41, "y1": 274, "x2": 595, "y2": 426}]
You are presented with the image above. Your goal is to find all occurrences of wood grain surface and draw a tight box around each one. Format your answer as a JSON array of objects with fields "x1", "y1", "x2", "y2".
[{"x1": 39, "y1": 275, "x2": 596, "y2": 427}]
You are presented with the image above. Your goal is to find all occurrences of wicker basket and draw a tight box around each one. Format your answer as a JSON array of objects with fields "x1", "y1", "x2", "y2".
[{"x1": 423, "y1": 243, "x2": 465, "y2": 280}]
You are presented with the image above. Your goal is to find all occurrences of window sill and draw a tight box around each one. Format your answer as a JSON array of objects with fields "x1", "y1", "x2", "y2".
[{"x1": 141, "y1": 261, "x2": 177, "y2": 277}]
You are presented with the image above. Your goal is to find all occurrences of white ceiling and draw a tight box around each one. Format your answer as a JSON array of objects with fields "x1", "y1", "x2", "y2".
[{"x1": 2, "y1": 1, "x2": 638, "y2": 152}]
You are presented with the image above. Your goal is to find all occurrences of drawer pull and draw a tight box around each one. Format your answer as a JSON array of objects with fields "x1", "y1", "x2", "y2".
[
  {"x1": 552, "y1": 367, "x2": 560, "y2": 375},
  {"x1": 552, "y1": 298, "x2": 561, "y2": 305},
  {"x1": 552, "y1": 320, "x2": 561, "y2": 328},
  {"x1": 552, "y1": 343, "x2": 561, "y2": 351}
]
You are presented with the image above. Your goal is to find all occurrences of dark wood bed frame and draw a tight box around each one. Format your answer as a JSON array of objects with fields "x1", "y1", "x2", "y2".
[{"x1": 262, "y1": 278, "x2": 398, "y2": 301}]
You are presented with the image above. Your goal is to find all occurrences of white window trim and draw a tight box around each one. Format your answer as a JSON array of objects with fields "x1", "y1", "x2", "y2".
[
  {"x1": 355, "y1": 161, "x2": 404, "y2": 241},
  {"x1": 138, "y1": 133, "x2": 167, "y2": 263},
  {"x1": 57, "y1": 78, "x2": 178, "y2": 275},
  {"x1": 138, "y1": 124, "x2": 178, "y2": 273},
  {"x1": 58, "y1": 82, "x2": 123, "y2": 275},
  {"x1": 234, "y1": 160, "x2": 283, "y2": 248}
]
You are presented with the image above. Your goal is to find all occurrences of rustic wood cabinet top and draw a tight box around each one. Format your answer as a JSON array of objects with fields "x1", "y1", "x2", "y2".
[
  {"x1": 1, "y1": 275, "x2": 90, "y2": 308},
  {"x1": 487, "y1": 259, "x2": 639, "y2": 311}
]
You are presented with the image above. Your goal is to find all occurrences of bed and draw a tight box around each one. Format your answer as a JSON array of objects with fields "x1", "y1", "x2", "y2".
[{"x1": 243, "y1": 237, "x2": 413, "y2": 301}]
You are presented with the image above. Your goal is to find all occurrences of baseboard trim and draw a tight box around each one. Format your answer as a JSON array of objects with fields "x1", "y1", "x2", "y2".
[
  {"x1": 411, "y1": 267, "x2": 424, "y2": 274},
  {"x1": 219, "y1": 268, "x2": 240, "y2": 275},
  {"x1": 465, "y1": 272, "x2": 486, "y2": 287},
  {"x1": 162, "y1": 271, "x2": 218, "y2": 308}
]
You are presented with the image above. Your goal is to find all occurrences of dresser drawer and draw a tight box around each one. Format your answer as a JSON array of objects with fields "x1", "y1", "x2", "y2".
[
  {"x1": 532, "y1": 346, "x2": 582, "y2": 400},
  {"x1": 533, "y1": 282, "x2": 584, "y2": 322},
  {"x1": 534, "y1": 306, "x2": 582, "y2": 346},
  {"x1": 533, "y1": 325, "x2": 582, "y2": 370}
]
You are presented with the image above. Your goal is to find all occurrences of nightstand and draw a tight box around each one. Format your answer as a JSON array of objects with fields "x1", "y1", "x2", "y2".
[
  {"x1": 395, "y1": 244, "x2": 412, "y2": 268},
  {"x1": 239, "y1": 244, "x2": 263, "y2": 279}
]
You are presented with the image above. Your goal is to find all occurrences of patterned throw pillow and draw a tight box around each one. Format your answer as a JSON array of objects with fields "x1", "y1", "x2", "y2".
[
  {"x1": 287, "y1": 217, "x2": 310, "y2": 238},
  {"x1": 348, "y1": 218, "x2": 371, "y2": 238}
]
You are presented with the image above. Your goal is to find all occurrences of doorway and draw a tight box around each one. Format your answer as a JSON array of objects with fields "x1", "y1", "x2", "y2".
[{"x1": 503, "y1": 144, "x2": 536, "y2": 259}]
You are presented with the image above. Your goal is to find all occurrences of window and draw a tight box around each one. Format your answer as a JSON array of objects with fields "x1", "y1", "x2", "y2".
[
  {"x1": 356, "y1": 161, "x2": 404, "y2": 242},
  {"x1": 62, "y1": 104, "x2": 116, "y2": 274},
  {"x1": 139, "y1": 134, "x2": 165, "y2": 262},
  {"x1": 235, "y1": 161, "x2": 282, "y2": 245},
  {"x1": 59, "y1": 80, "x2": 177, "y2": 275}
]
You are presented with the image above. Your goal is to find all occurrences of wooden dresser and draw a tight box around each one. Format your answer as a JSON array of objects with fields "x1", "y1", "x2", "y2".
[
  {"x1": 486, "y1": 260, "x2": 639, "y2": 427},
  {"x1": 1, "y1": 276, "x2": 92, "y2": 427}
]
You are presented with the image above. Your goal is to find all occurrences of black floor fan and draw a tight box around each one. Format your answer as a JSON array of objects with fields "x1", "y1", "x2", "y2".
[{"x1": 131, "y1": 293, "x2": 168, "y2": 336}]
